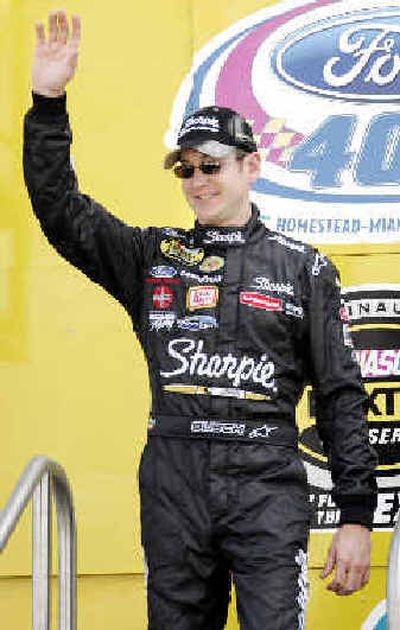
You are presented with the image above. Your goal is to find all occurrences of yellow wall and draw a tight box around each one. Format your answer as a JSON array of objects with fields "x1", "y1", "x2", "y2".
[
  {"x1": 0, "y1": 569, "x2": 388, "y2": 629},
  {"x1": 0, "y1": 0, "x2": 395, "y2": 628}
]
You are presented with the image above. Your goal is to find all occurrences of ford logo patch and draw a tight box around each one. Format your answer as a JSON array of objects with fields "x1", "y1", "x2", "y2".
[
  {"x1": 150, "y1": 265, "x2": 177, "y2": 279},
  {"x1": 273, "y1": 11, "x2": 400, "y2": 101}
]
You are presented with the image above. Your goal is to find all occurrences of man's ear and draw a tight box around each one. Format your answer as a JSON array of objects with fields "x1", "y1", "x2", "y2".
[{"x1": 246, "y1": 152, "x2": 261, "y2": 183}]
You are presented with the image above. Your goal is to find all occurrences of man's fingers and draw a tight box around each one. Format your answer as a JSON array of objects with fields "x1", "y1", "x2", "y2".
[
  {"x1": 70, "y1": 15, "x2": 81, "y2": 48},
  {"x1": 48, "y1": 12, "x2": 58, "y2": 43},
  {"x1": 35, "y1": 22, "x2": 46, "y2": 45},
  {"x1": 327, "y1": 559, "x2": 347, "y2": 593},
  {"x1": 320, "y1": 545, "x2": 335, "y2": 578},
  {"x1": 58, "y1": 11, "x2": 69, "y2": 44},
  {"x1": 328, "y1": 562, "x2": 369, "y2": 596}
]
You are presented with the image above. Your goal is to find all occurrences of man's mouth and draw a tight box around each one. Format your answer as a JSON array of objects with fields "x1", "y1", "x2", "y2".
[{"x1": 195, "y1": 193, "x2": 218, "y2": 200}]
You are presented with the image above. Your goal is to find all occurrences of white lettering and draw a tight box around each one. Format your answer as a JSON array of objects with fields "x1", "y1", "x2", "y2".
[
  {"x1": 252, "y1": 276, "x2": 294, "y2": 296},
  {"x1": 160, "y1": 339, "x2": 275, "y2": 391},
  {"x1": 323, "y1": 26, "x2": 400, "y2": 88}
]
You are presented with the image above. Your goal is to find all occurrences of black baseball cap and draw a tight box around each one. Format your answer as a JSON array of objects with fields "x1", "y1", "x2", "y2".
[{"x1": 164, "y1": 105, "x2": 257, "y2": 169}]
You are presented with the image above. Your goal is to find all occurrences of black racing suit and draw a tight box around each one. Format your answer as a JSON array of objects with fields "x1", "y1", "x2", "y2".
[{"x1": 24, "y1": 93, "x2": 377, "y2": 630}]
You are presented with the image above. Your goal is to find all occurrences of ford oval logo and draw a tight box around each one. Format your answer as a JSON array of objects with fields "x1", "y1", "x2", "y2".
[{"x1": 273, "y1": 12, "x2": 400, "y2": 101}]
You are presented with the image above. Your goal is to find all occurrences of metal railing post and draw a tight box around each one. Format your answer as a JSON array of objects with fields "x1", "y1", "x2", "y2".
[
  {"x1": 0, "y1": 457, "x2": 77, "y2": 630},
  {"x1": 32, "y1": 472, "x2": 51, "y2": 630}
]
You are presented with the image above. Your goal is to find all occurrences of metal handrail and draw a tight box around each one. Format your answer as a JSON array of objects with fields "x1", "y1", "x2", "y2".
[
  {"x1": 388, "y1": 513, "x2": 400, "y2": 629},
  {"x1": 0, "y1": 456, "x2": 77, "y2": 630}
]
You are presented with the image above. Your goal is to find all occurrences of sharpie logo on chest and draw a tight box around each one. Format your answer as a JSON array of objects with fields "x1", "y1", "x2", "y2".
[
  {"x1": 160, "y1": 338, "x2": 275, "y2": 391},
  {"x1": 203, "y1": 229, "x2": 245, "y2": 244},
  {"x1": 251, "y1": 276, "x2": 294, "y2": 296}
]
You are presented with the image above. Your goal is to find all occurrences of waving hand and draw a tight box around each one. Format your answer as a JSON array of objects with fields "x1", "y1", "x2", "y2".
[{"x1": 32, "y1": 11, "x2": 81, "y2": 97}]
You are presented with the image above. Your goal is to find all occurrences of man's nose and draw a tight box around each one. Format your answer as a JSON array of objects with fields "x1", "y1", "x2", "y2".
[{"x1": 190, "y1": 166, "x2": 209, "y2": 184}]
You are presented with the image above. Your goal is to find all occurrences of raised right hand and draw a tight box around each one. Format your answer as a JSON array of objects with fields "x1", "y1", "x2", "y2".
[{"x1": 32, "y1": 11, "x2": 81, "y2": 98}]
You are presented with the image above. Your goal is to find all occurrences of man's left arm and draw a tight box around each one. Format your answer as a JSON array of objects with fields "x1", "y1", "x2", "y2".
[{"x1": 305, "y1": 252, "x2": 377, "y2": 595}]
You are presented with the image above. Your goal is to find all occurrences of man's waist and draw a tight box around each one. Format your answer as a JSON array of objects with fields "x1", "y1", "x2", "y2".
[{"x1": 147, "y1": 414, "x2": 298, "y2": 445}]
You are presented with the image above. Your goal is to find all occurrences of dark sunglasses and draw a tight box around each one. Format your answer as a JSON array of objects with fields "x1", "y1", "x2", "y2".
[{"x1": 173, "y1": 162, "x2": 222, "y2": 179}]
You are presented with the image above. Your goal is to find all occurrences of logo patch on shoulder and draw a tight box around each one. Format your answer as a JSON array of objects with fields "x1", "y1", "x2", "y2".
[
  {"x1": 160, "y1": 239, "x2": 204, "y2": 266},
  {"x1": 187, "y1": 286, "x2": 218, "y2": 311}
]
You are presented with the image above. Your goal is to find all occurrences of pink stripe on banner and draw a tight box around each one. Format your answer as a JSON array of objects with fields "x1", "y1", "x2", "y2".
[{"x1": 215, "y1": 0, "x2": 337, "y2": 134}]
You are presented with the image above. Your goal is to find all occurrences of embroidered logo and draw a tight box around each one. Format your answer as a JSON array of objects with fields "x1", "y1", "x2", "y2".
[
  {"x1": 203, "y1": 230, "x2": 245, "y2": 244},
  {"x1": 160, "y1": 338, "x2": 276, "y2": 392},
  {"x1": 187, "y1": 286, "x2": 218, "y2": 311},
  {"x1": 152, "y1": 285, "x2": 174, "y2": 309},
  {"x1": 251, "y1": 276, "x2": 294, "y2": 296},
  {"x1": 240, "y1": 292, "x2": 283, "y2": 311},
  {"x1": 149, "y1": 312, "x2": 176, "y2": 331},
  {"x1": 150, "y1": 265, "x2": 177, "y2": 278},
  {"x1": 176, "y1": 315, "x2": 218, "y2": 331},
  {"x1": 180, "y1": 270, "x2": 222, "y2": 284},
  {"x1": 199, "y1": 256, "x2": 225, "y2": 272},
  {"x1": 160, "y1": 239, "x2": 204, "y2": 266}
]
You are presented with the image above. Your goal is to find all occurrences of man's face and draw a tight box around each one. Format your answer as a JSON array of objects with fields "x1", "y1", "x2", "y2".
[{"x1": 179, "y1": 148, "x2": 261, "y2": 227}]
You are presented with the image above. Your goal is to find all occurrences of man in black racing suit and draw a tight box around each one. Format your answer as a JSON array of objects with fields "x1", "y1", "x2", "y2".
[{"x1": 24, "y1": 11, "x2": 377, "y2": 630}]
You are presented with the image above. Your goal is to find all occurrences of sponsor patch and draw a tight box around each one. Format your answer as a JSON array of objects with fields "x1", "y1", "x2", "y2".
[
  {"x1": 187, "y1": 285, "x2": 218, "y2": 311},
  {"x1": 267, "y1": 234, "x2": 306, "y2": 253},
  {"x1": 251, "y1": 275, "x2": 294, "y2": 296},
  {"x1": 285, "y1": 302, "x2": 304, "y2": 319},
  {"x1": 248, "y1": 425, "x2": 278, "y2": 439},
  {"x1": 149, "y1": 312, "x2": 176, "y2": 332},
  {"x1": 203, "y1": 229, "x2": 245, "y2": 244},
  {"x1": 190, "y1": 420, "x2": 278, "y2": 437},
  {"x1": 180, "y1": 269, "x2": 223, "y2": 284},
  {"x1": 176, "y1": 315, "x2": 218, "y2": 331},
  {"x1": 152, "y1": 285, "x2": 174, "y2": 309},
  {"x1": 160, "y1": 338, "x2": 276, "y2": 392},
  {"x1": 160, "y1": 239, "x2": 204, "y2": 266},
  {"x1": 311, "y1": 252, "x2": 328, "y2": 276},
  {"x1": 191, "y1": 420, "x2": 246, "y2": 436},
  {"x1": 199, "y1": 256, "x2": 225, "y2": 272},
  {"x1": 150, "y1": 265, "x2": 177, "y2": 279},
  {"x1": 178, "y1": 114, "x2": 220, "y2": 138},
  {"x1": 240, "y1": 292, "x2": 283, "y2": 311}
]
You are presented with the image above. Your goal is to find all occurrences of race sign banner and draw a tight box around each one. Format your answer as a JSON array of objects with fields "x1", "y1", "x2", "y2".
[
  {"x1": 166, "y1": 0, "x2": 400, "y2": 248},
  {"x1": 298, "y1": 277, "x2": 400, "y2": 530}
]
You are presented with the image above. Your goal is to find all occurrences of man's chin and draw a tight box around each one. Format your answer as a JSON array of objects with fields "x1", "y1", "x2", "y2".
[{"x1": 193, "y1": 207, "x2": 223, "y2": 227}]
